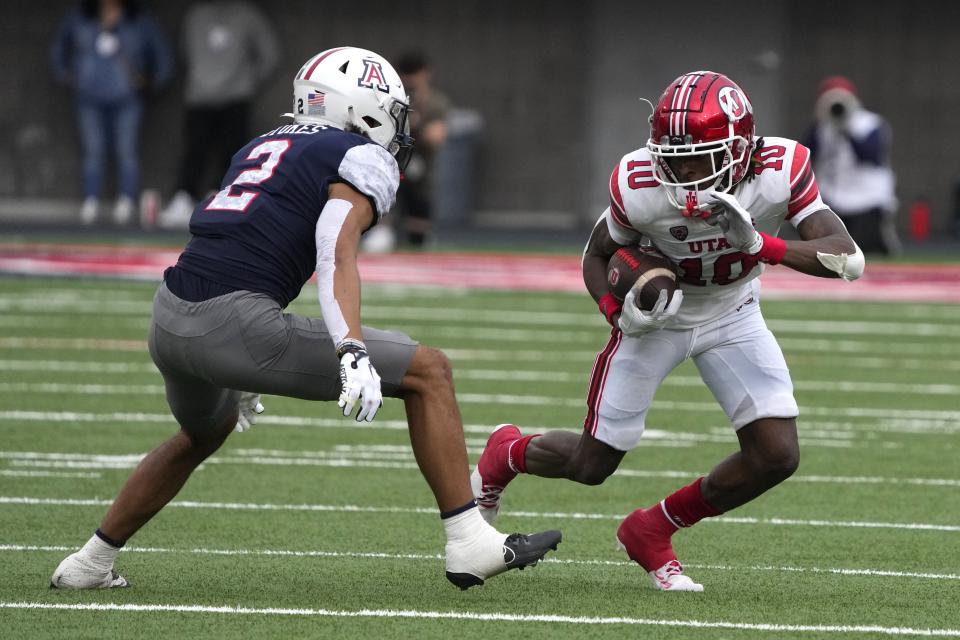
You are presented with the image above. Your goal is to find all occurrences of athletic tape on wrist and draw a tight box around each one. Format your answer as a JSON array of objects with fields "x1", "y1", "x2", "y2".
[{"x1": 336, "y1": 338, "x2": 367, "y2": 359}]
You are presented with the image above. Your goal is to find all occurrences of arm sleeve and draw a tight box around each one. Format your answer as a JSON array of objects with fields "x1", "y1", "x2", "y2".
[
  {"x1": 314, "y1": 198, "x2": 353, "y2": 346},
  {"x1": 337, "y1": 144, "x2": 400, "y2": 221}
]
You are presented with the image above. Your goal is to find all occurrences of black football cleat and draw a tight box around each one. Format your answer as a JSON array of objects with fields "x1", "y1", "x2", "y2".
[{"x1": 445, "y1": 529, "x2": 562, "y2": 590}]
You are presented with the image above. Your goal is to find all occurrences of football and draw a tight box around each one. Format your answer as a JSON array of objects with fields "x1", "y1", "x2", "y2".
[{"x1": 607, "y1": 246, "x2": 679, "y2": 312}]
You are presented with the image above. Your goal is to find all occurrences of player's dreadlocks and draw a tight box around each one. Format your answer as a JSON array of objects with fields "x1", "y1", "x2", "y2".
[{"x1": 744, "y1": 137, "x2": 766, "y2": 183}]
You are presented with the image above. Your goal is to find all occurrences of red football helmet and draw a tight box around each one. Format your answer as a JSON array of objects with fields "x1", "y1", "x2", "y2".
[{"x1": 646, "y1": 71, "x2": 756, "y2": 209}]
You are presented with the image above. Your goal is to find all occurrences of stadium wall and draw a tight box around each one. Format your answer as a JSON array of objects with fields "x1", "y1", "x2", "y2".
[{"x1": 0, "y1": 0, "x2": 957, "y2": 235}]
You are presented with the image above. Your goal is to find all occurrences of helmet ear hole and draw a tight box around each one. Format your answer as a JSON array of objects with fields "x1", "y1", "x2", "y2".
[{"x1": 362, "y1": 116, "x2": 382, "y2": 128}]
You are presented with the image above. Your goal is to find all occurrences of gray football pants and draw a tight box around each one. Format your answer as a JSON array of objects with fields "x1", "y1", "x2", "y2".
[{"x1": 148, "y1": 283, "x2": 418, "y2": 437}]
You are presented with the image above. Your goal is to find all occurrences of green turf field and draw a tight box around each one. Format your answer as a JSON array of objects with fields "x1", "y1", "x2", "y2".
[{"x1": 1, "y1": 275, "x2": 958, "y2": 639}]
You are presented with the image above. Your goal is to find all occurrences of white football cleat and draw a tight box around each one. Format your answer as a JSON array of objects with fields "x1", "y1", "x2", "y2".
[
  {"x1": 50, "y1": 551, "x2": 129, "y2": 589},
  {"x1": 648, "y1": 559, "x2": 703, "y2": 592},
  {"x1": 445, "y1": 527, "x2": 562, "y2": 590},
  {"x1": 616, "y1": 537, "x2": 703, "y2": 592}
]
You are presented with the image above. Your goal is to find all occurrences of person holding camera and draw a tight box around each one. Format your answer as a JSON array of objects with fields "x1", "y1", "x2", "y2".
[{"x1": 804, "y1": 76, "x2": 900, "y2": 255}]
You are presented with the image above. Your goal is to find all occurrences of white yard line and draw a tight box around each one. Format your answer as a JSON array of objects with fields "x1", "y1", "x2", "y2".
[
  {"x1": 3, "y1": 357, "x2": 960, "y2": 390},
  {"x1": 0, "y1": 470, "x2": 101, "y2": 479},
  {"x1": 2, "y1": 408, "x2": 959, "y2": 436},
  {"x1": 12, "y1": 447, "x2": 957, "y2": 488},
  {"x1": 0, "y1": 359, "x2": 156, "y2": 373},
  {"x1": 0, "y1": 601, "x2": 956, "y2": 636},
  {"x1": 3, "y1": 543, "x2": 958, "y2": 582},
  {"x1": 2, "y1": 295, "x2": 959, "y2": 337},
  {"x1": 3, "y1": 379, "x2": 960, "y2": 401},
  {"x1": 6, "y1": 334, "x2": 960, "y2": 361},
  {"x1": 0, "y1": 337, "x2": 145, "y2": 351},
  {"x1": 16, "y1": 285, "x2": 960, "y2": 318},
  {"x1": 2, "y1": 496, "x2": 959, "y2": 532}
]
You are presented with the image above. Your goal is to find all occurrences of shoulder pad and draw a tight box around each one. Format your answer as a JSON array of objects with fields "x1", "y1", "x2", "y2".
[{"x1": 338, "y1": 144, "x2": 400, "y2": 218}]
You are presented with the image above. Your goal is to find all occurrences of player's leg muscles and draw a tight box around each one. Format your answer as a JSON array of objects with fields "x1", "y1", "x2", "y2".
[
  {"x1": 98, "y1": 412, "x2": 237, "y2": 542},
  {"x1": 695, "y1": 307, "x2": 800, "y2": 511},
  {"x1": 97, "y1": 304, "x2": 242, "y2": 543},
  {"x1": 701, "y1": 417, "x2": 799, "y2": 512},
  {"x1": 524, "y1": 431, "x2": 625, "y2": 485},
  {"x1": 397, "y1": 345, "x2": 474, "y2": 512}
]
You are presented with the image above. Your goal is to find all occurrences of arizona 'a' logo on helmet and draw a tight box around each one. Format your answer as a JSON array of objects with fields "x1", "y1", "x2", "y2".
[
  {"x1": 358, "y1": 58, "x2": 389, "y2": 93},
  {"x1": 646, "y1": 71, "x2": 756, "y2": 209},
  {"x1": 290, "y1": 47, "x2": 414, "y2": 170}
]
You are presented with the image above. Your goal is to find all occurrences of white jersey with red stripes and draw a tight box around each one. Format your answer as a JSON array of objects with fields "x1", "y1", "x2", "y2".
[{"x1": 604, "y1": 136, "x2": 825, "y2": 328}]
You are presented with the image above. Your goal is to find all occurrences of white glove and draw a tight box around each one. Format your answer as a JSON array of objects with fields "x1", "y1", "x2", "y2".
[
  {"x1": 617, "y1": 287, "x2": 683, "y2": 337},
  {"x1": 235, "y1": 392, "x2": 265, "y2": 433},
  {"x1": 701, "y1": 191, "x2": 763, "y2": 256},
  {"x1": 337, "y1": 341, "x2": 382, "y2": 422}
]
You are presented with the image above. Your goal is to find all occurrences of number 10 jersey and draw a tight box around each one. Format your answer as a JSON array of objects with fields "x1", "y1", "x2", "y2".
[{"x1": 604, "y1": 136, "x2": 826, "y2": 328}]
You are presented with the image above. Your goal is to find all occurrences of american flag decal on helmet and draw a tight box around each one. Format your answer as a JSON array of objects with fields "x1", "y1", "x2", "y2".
[{"x1": 307, "y1": 92, "x2": 326, "y2": 116}]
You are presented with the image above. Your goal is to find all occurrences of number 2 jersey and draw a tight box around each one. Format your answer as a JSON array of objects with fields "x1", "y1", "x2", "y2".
[
  {"x1": 165, "y1": 123, "x2": 399, "y2": 308},
  {"x1": 604, "y1": 137, "x2": 826, "y2": 328}
]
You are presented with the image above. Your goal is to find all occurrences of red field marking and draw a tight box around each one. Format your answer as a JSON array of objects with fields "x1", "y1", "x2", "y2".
[{"x1": 1, "y1": 243, "x2": 958, "y2": 303}]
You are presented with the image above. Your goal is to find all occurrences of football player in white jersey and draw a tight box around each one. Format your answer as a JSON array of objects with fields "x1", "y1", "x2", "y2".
[{"x1": 472, "y1": 71, "x2": 864, "y2": 592}]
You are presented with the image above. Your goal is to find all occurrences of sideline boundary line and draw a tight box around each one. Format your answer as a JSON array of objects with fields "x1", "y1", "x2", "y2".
[{"x1": 1, "y1": 601, "x2": 958, "y2": 636}]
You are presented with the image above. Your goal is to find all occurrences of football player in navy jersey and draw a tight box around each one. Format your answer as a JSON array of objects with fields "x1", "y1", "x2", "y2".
[{"x1": 52, "y1": 47, "x2": 560, "y2": 592}]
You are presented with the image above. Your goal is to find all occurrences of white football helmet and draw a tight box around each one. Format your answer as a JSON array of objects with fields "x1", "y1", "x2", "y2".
[{"x1": 290, "y1": 47, "x2": 414, "y2": 169}]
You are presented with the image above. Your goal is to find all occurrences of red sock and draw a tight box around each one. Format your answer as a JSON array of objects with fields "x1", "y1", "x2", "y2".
[
  {"x1": 661, "y1": 477, "x2": 722, "y2": 529},
  {"x1": 507, "y1": 434, "x2": 538, "y2": 474}
]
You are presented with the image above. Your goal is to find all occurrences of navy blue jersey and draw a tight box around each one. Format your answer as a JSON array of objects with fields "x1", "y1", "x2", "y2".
[{"x1": 165, "y1": 123, "x2": 399, "y2": 307}]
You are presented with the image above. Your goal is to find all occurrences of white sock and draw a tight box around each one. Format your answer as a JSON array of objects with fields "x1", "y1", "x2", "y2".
[
  {"x1": 443, "y1": 505, "x2": 497, "y2": 544},
  {"x1": 79, "y1": 534, "x2": 121, "y2": 571}
]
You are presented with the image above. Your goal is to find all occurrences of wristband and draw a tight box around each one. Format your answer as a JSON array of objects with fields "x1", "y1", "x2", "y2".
[
  {"x1": 757, "y1": 232, "x2": 787, "y2": 265},
  {"x1": 335, "y1": 338, "x2": 367, "y2": 359},
  {"x1": 597, "y1": 293, "x2": 622, "y2": 327}
]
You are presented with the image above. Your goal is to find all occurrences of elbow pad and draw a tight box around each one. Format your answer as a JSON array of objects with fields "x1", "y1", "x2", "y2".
[{"x1": 816, "y1": 244, "x2": 865, "y2": 282}]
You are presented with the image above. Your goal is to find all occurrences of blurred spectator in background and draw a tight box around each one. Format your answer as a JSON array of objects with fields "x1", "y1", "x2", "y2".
[
  {"x1": 363, "y1": 51, "x2": 451, "y2": 252},
  {"x1": 805, "y1": 76, "x2": 900, "y2": 255},
  {"x1": 51, "y1": 0, "x2": 173, "y2": 226},
  {"x1": 160, "y1": 1, "x2": 280, "y2": 229}
]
